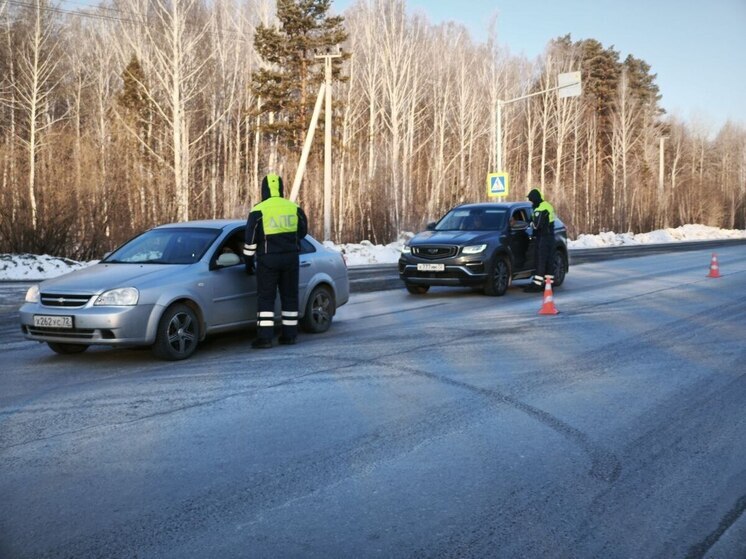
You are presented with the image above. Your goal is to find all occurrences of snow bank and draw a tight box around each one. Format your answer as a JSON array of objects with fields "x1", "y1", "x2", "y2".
[
  {"x1": 568, "y1": 224, "x2": 746, "y2": 249},
  {"x1": 323, "y1": 233, "x2": 413, "y2": 266},
  {"x1": 2, "y1": 224, "x2": 744, "y2": 280},
  {"x1": 0, "y1": 253, "x2": 94, "y2": 281}
]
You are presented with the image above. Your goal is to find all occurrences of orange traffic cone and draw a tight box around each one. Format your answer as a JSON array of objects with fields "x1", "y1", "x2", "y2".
[
  {"x1": 538, "y1": 277, "x2": 559, "y2": 315},
  {"x1": 707, "y1": 253, "x2": 721, "y2": 278}
]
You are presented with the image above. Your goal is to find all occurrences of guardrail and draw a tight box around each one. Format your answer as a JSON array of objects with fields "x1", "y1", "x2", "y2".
[{"x1": 348, "y1": 238, "x2": 746, "y2": 293}]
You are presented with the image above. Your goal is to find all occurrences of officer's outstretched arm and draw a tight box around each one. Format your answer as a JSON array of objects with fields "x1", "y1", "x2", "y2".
[{"x1": 297, "y1": 207, "x2": 309, "y2": 239}]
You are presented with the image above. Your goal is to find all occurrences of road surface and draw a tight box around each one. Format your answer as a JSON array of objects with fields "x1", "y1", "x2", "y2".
[{"x1": 1, "y1": 246, "x2": 745, "y2": 558}]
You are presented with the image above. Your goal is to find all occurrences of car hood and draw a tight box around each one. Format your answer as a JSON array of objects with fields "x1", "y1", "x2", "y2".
[
  {"x1": 38, "y1": 263, "x2": 188, "y2": 294},
  {"x1": 410, "y1": 230, "x2": 492, "y2": 245}
]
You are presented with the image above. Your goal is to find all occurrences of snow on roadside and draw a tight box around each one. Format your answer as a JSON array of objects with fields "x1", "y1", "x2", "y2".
[
  {"x1": 1, "y1": 224, "x2": 744, "y2": 280},
  {"x1": 323, "y1": 233, "x2": 413, "y2": 266},
  {"x1": 568, "y1": 224, "x2": 746, "y2": 249},
  {"x1": 0, "y1": 253, "x2": 94, "y2": 281}
]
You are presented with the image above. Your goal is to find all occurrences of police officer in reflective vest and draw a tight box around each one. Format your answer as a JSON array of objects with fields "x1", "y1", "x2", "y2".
[
  {"x1": 524, "y1": 188, "x2": 556, "y2": 293},
  {"x1": 244, "y1": 174, "x2": 308, "y2": 348}
]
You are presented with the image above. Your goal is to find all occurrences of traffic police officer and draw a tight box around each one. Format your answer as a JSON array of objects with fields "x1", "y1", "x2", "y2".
[
  {"x1": 244, "y1": 174, "x2": 308, "y2": 348},
  {"x1": 524, "y1": 188, "x2": 555, "y2": 292}
]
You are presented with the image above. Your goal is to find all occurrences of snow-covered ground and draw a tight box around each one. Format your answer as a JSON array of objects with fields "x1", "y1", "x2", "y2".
[
  {"x1": 331, "y1": 224, "x2": 746, "y2": 265},
  {"x1": 1, "y1": 224, "x2": 744, "y2": 280}
]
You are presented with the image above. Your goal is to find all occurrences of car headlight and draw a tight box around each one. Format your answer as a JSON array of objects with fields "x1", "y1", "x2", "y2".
[
  {"x1": 462, "y1": 244, "x2": 487, "y2": 255},
  {"x1": 25, "y1": 284, "x2": 40, "y2": 303},
  {"x1": 401, "y1": 245, "x2": 411, "y2": 254},
  {"x1": 94, "y1": 287, "x2": 139, "y2": 306}
]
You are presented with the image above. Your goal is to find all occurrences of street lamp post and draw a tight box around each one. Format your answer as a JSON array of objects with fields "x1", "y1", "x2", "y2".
[
  {"x1": 494, "y1": 71, "x2": 582, "y2": 181},
  {"x1": 496, "y1": 99, "x2": 504, "y2": 174}
]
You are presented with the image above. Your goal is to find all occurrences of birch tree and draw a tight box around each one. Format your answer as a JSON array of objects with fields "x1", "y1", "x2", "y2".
[
  {"x1": 114, "y1": 0, "x2": 214, "y2": 222},
  {"x1": 13, "y1": 0, "x2": 64, "y2": 230},
  {"x1": 376, "y1": 0, "x2": 422, "y2": 232}
]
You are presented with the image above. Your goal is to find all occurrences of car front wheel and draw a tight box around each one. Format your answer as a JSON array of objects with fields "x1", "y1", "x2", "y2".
[
  {"x1": 48, "y1": 342, "x2": 88, "y2": 355},
  {"x1": 301, "y1": 285, "x2": 335, "y2": 334},
  {"x1": 152, "y1": 303, "x2": 200, "y2": 360},
  {"x1": 484, "y1": 256, "x2": 511, "y2": 296},
  {"x1": 552, "y1": 251, "x2": 568, "y2": 287}
]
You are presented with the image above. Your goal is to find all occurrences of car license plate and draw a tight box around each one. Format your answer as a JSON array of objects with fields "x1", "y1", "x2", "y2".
[
  {"x1": 417, "y1": 263, "x2": 445, "y2": 272},
  {"x1": 33, "y1": 315, "x2": 73, "y2": 329}
]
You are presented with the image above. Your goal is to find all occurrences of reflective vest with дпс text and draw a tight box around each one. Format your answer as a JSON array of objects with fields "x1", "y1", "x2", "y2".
[
  {"x1": 260, "y1": 199, "x2": 298, "y2": 236},
  {"x1": 533, "y1": 200, "x2": 555, "y2": 235},
  {"x1": 249, "y1": 196, "x2": 306, "y2": 255}
]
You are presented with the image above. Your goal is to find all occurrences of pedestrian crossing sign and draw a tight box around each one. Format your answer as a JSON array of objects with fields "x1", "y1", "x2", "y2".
[{"x1": 487, "y1": 172, "x2": 509, "y2": 198}]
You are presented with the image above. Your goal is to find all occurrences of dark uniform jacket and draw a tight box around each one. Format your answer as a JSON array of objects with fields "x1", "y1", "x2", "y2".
[
  {"x1": 244, "y1": 176, "x2": 308, "y2": 270},
  {"x1": 528, "y1": 188, "x2": 555, "y2": 236}
]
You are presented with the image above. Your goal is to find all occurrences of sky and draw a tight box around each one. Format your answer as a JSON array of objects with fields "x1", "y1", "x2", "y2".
[{"x1": 332, "y1": 0, "x2": 746, "y2": 132}]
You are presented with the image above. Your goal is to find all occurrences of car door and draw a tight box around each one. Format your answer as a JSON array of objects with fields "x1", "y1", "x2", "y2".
[
  {"x1": 298, "y1": 237, "x2": 315, "y2": 295},
  {"x1": 508, "y1": 208, "x2": 535, "y2": 274},
  {"x1": 206, "y1": 228, "x2": 257, "y2": 328}
]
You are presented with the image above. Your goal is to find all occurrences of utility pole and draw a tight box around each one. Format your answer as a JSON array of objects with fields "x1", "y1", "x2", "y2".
[
  {"x1": 289, "y1": 84, "x2": 325, "y2": 204},
  {"x1": 289, "y1": 47, "x2": 342, "y2": 243},
  {"x1": 316, "y1": 49, "x2": 341, "y2": 241},
  {"x1": 659, "y1": 135, "x2": 668, "y2": 227},
  {"x1": 658, "y1": 136, "x2": 667, "y2": 197}
]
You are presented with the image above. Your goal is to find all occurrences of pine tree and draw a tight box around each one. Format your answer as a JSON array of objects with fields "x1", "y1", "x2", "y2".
[
  {"x1": 252, "y1": 0, "x2": 348, "y2": 150},
  {"x1": 622, "y1": 54, "x2": 663, "y2": 118},
  {"x1": 117, "y1": 55, "x2": 152, "y2": 139},
  {"x1": 576, "y1": 38, "x2": 621, "y2": 125}
]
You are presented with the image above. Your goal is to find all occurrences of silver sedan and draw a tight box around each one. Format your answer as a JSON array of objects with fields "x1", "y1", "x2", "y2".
[{"x1": 19, "y1": 220, "x2": 349, "y2": 360}]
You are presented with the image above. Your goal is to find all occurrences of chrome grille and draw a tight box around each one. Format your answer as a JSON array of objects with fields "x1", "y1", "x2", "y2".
[
  {"x1": 412, "y1": 246, "x2": 457, "y2": 259},
  {"x1": 40, "y1": 293, "x2": 93, "y2": 307}
]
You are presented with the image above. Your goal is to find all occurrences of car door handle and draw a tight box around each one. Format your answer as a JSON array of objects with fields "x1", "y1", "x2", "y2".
[{"x1": 300, "y1": 261, "x2": 311, "y2": 268}]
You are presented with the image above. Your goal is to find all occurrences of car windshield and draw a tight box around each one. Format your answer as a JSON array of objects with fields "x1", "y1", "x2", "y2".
[
  {"x1": 105, "y1": 228, "x2": 220, "y2": 265},
  {"x1": 435, "y1": 208, "x2": 507, "y2": 231}
]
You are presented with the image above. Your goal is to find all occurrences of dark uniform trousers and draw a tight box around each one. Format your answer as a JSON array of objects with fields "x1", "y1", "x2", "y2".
[
  {"x1": 534, "y1": 227, "x2": 556, "y2": 283},
  {"x1": 256, "y1": 252, "x2": 299, "y2": 341}
]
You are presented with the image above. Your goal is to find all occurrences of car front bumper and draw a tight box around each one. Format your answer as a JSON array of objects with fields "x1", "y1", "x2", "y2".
[
  {"x1": 398, "y1": 258, "x2": 488, "y2": 286},
  {"x1": 19, "y1": 303, "x2": 157, "y2": 346}
]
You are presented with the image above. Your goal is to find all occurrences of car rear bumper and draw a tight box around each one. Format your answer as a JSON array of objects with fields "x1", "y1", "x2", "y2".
[{"x1": 19, "y1": 303, "x2": 156, "y2": 346}]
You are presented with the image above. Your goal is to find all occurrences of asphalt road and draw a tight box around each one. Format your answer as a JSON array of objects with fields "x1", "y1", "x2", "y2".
[{"x1": 1, "y1": 247, "x2": 745, "y2": 558}]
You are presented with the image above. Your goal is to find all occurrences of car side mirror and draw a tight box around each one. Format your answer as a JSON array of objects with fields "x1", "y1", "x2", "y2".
[
  {"x1": 216, "y1": 252, "x2": 240, "y2": 267},
  {"x1": 426, "y1": 221, "x2": 437, "y2": 231}
]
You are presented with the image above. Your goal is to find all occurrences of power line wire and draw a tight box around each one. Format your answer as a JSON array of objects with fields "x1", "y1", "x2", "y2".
[{"x1": 2, "y1": 0, "x2": 255, "y2": 43}]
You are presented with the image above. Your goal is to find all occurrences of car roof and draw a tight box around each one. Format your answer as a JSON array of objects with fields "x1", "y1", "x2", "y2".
[
  {"x1": 453, "y1": 202, "x2": 530, "y2": 210},
  {"x1": 155, "y1": 219, "x2": 244, "y2": 230}
]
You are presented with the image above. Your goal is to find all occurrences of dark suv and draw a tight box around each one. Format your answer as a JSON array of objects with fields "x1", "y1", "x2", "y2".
[{"x1": 398, "y1": 202, "x2": 569, "y2": 296}]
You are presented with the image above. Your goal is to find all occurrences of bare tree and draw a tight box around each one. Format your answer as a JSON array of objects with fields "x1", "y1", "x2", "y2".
[
  {"x1": 113, "y1": 0, "x2": 214, "y2": 222},
  {"x1": 608, "y1": 68, "x2": 643, "y2": 229},
  {"x1": 13, "y1": 0, "x2": 65, "y2": 230}
]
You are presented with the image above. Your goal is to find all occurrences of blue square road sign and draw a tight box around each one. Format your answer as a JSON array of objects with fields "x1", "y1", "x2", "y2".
[{"x1": 486, "y1": 172, "x2": 509, "y2": 198}]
